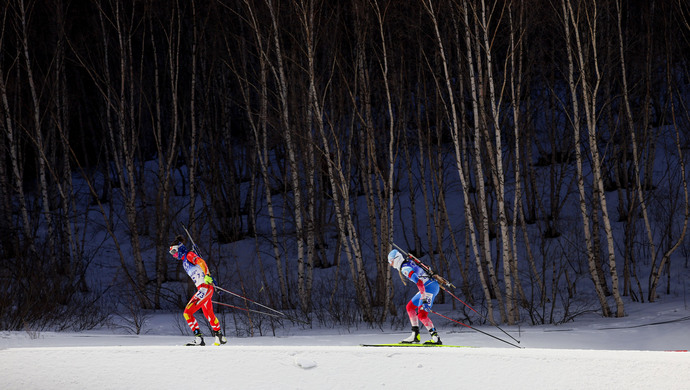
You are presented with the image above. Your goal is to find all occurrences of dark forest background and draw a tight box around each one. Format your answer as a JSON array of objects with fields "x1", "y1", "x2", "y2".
[{"x1": 1, "y1": 0, "x2": 690, "y2": 332}]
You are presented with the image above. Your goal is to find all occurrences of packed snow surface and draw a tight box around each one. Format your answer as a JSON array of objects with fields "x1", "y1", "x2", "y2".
[{"x1": 2, "y1": 299, "x2": 689, "y2": 389}]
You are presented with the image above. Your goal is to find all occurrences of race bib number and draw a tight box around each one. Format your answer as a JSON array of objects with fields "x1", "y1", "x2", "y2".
[
  {"x1": 195, "y1": 287, "x2": 208, "y2": 300},
  {"x1": 191, "y1": 272, "x2": 204, "y2": 286}
]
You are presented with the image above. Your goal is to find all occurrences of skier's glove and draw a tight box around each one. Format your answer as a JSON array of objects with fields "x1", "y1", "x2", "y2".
[
  {"x1": 204, "y1": 274, "x2": 214, "y2": 285},
  {"x1": 421, "y1": 297, "x2": 432, "y2": 312}
]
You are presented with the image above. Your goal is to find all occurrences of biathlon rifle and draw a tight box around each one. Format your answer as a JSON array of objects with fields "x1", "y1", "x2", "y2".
[
  {"x1": 180, "y1": 222, "x2": 203, "y2": 256},
  {"x1": 392, "y1": 243, "x2": 456, "y2": 289},
  {"x1": 180, "y1": 222, "x2": 217, "y2": 285}
]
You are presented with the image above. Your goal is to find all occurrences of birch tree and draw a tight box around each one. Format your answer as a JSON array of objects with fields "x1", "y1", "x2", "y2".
[
  {"x1": 367, "y1": 0, "x2": 397, "y2": 313},
  {"x1": 91, "y1": 0, "x2": 150, "y2": 308},
  {"x1": 148, "y1": 2, "x2": 184, "y2": 308},
  {"x1": 560, "y1": 0, "x2": 615, "y2": 317},
  {"x1": 232, "y1": 0, "x2": 291, "y2": 308},
  {"x1": 17, "y1": 0, "x2": 56, "y2": 259},
  {"x1": 647, "y1": 3, "x2": 689, "y2": 301},
  {"x1": 264, "y1": 0, "x2": 309, "y2": 314},
  {"x1": 422, "y1": 0, "x2": 500, "y2": 324},
  {"x1": 0, "y1": 4, "x2": 34, "y2": 257},
  {"x1": 475, "y1": 0, "x2": 519, "y2": 324}
]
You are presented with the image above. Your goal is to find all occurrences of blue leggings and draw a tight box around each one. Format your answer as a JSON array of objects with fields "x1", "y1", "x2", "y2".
[{"x1": 409, "y1": 281, "x2": 440, "y2": 310}]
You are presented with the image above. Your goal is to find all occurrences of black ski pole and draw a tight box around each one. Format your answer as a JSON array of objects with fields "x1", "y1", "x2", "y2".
[
  {"x1": 440, "y1": 284, "x2": 521, "y2": 345},
  {"x1": 214, "y1": 285, "x2": 309, "y2": 325},
  {"x1": 212, "y1": 300, "x2": 297, "y2": 321},
  {"x1": 214, "y1": 285, "x2": 287, "y2": 318},
  {"x1": 392, "y1": 243, "x2": 521, "y2": 345},
  {"x1": 431, "y1": 310, "x2": 523, "y2": 349}
]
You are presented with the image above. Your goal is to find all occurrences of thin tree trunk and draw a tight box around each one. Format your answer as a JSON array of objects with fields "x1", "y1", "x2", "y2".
[
  {"x1": 18, "y1": 0, "x2": 55, "y2": 258},
  {"x1": 112, "y1": 1, "x2": 149, "y2": 308},
  {"x1": 266, "y1": 0, "x2": 307, "y2": 314},
  {"x1": 649, "y1": 38, "x2": 689, "y2": 301},
  {"x1": 508, "y1": 2, "x2": 529, "y2": 307},
  {"x1": 478, "y1": 0, "x2": 516, "y2": 324},
  {"x1": 236, "y1": 0, "x2": 290, "y2": 308},
  {"x1": 566, "y1": 0, "x2": 624, "y2": 316},
  {"x1": 297, "y1": 0, "x2": 322, "y2": 315},
  {"x1": 370, "y1": 0, "x2": 397, "y2": 316},
  {"x1": 317, "y1": 123, "x2": 374, "y2": 322},
  {"x1": 0, "y1": 14, "x2": 34, "y2": 256},
  {"x1": 561, "y1": 0, "x2": 611, "y2": 317},
  {"x1": 423, "y1": 0, "x2": 497, "y2": 324}
]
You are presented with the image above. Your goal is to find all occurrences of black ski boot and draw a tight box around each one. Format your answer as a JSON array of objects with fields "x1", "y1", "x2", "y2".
[
  {"x1": 401, "y1": 326, "x2": 421, "y2": 344},
  {"x1": 424, "y1": 328, "x2": 442, "y2": 345},
  {"x1": 213, "y1": 330, "x2": 227, "y2": 346},
  {"x1": 186, "y1": 329, "x2": 205, "y2": 346}
]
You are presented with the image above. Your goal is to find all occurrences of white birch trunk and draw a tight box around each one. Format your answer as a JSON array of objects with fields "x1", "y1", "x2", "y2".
[
  {"x1": 240, "y1": 0, "x2": 290, "y2": 307},
  {"x1": 266, "y1": 0, "x2": 306, "y2": 314},
  {"x1": 18, "y1": 0, "x2": 55, "y2": 256},
  {"x1": 507, "y1": 3, "x2": 530, "y2": 305},
  {"x1": 565, "y1": 0, "x2": 624, "y2": 317},
  {"x1": 371, "y1": 0, "x2": 397, "y2": 314},
  {"x1": 561, "y1": 0, "x2": 611, "y2": 317},
  {"x1": 423, "y1": 0, "x2": 497, "y2": 324},
  {"x1": 479, "y1": 0, "x2": 516, "y2": 324},
  {"x1": 0, "y1": 38, "x2": 34, "y2": 255}
]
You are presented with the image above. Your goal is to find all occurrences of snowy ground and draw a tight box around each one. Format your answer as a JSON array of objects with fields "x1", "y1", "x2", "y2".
[{"x1": 2, "y1": 298, "x2": 689, "y2": 390}]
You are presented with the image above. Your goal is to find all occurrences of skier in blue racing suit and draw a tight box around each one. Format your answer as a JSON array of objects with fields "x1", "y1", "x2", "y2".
[{"x1": 388, "y1": 249, "x2": 442, "y2": 345}]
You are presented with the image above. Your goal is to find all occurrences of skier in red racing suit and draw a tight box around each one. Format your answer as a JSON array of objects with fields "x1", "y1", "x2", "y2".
[{"x1": 169, "y1": 235, "x2": 227, "y2": 346}]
